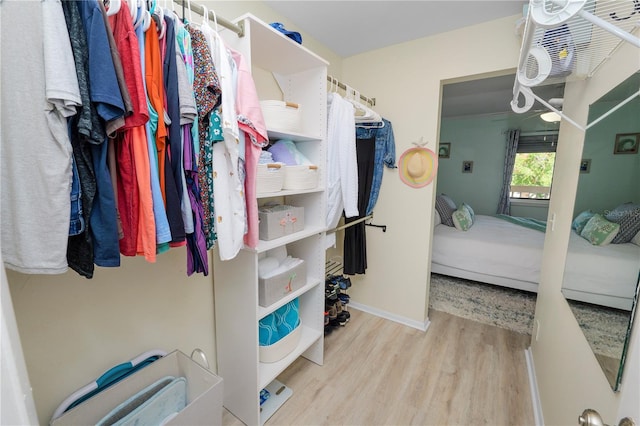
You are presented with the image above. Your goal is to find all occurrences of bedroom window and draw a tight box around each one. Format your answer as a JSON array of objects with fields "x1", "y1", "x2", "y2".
[{"x1": 509, "y1": 132, "x2": 558, "y2": 200}]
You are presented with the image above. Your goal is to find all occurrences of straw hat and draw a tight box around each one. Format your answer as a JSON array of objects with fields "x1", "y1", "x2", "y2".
[{"x1": 398, "y1": 146, "x2": 438, "y2": 188}]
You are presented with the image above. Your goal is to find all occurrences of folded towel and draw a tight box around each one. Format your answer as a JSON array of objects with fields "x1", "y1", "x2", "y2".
[
  {"x1": 258, "y1": 256, "x2": 280, "y2": 278},
  {"x1": 96, "y1": 376, "x2": 187, "y2": 426},
  {"x1": 260, "y1": 256, "x2": 303, "y2": 279},
  {"x1": 268, "y1": 140, "x2": 312, "y2": 165}
]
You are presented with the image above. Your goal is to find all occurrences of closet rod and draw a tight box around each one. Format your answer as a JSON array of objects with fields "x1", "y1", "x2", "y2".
[
  {"x1": 327, "y1": 75, "x2": 376, "y2": 107},
  {"x1": 328, "y1": 215, "x2": 373, "y2": 233},
  {"x1": 173, "y1": 0, "x2": 244, "y2": 37}
]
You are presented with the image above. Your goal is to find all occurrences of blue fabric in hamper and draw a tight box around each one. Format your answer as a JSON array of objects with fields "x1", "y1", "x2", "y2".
[{"x1": 96, "y1": 376, "x2": 187, "y2": 426}]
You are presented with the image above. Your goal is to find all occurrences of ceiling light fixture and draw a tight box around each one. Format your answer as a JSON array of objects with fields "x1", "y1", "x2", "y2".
[{"x1": 540, "y1": 111, "x2": 562, "y2": 122}]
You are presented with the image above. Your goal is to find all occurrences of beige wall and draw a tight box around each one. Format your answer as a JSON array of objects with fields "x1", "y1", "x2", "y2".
[
  {"x1": 339, "y1": 16, "x2": 522, "y2": 325},
  {"x1": 532, "y1": 40, "x2": 639, "y2": 425}
]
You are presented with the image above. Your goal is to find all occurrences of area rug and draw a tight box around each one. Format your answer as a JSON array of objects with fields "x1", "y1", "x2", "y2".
[{"x1": 429, "y1": 273, "x2": 629, "y2": 358}]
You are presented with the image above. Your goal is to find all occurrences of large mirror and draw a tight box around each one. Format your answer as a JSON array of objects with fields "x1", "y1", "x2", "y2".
[{"x1": 561, "y1": 71, "x2": 640, "y2": 391}]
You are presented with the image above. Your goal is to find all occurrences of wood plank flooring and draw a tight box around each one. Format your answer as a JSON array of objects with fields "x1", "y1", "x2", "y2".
[{"x1": 223, "y1": 309, "x2": 534, "y2": 426}]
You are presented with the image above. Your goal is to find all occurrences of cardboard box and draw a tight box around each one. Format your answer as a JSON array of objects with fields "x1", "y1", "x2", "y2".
[
  {"x1": 51, "y1": 350, "x2": 223, "y2": 426},
  {"x1": 258, "y1": 205, "x2": 304, "y2": 241},
  {"x1": 258, "y1": 260, "x2": 306, "y2": 307}
]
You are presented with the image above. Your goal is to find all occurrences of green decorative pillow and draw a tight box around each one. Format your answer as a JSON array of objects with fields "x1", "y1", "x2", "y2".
[
  {"x1": 580, "y1": 214, "x2": 620, "y2": 246},
  {"x1": 572, "y1": 210, "x2": 594, "y2": 234},
  {"x1": 462, "y1": 203, "x2": 475, "y2": 221},
  {"x1": 452, "y1": 205, "x2": 473, "y2": 231}
]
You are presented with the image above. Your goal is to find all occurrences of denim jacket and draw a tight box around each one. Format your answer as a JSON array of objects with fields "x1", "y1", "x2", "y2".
[
  {"x1": 355, "y1": 118, "x2": 396, "y2": 215},
  {"x1": 69, "y1": 157, "x2": 84, "y2": 236}
]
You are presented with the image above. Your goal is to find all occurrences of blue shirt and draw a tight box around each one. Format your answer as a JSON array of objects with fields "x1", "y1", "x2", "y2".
[{"x1": 355, "y1": 118, "x2": 396, "y2": 215}]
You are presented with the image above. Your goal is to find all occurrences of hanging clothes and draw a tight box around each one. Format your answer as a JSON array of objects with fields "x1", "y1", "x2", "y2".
[
  {"x1": 355, "y1": 118, "x2": 396, "y2": 216},
  {"x1": 343, "y1": 136, "x2": 376, "y2": 275},
  {"x1": 63, "y1": 0, "x2": 126, "y2": 278},
  {"x1": 201, "y1": 21, "x2": 246, "y2": 261},
  {"x1": 344, "y1": 118, "x2": 396, "y2": 275},
  {"x1": 187, "y1": 24, "x2": 221, "y2": 250},
  {"x1": 229, "y1": 48, "x2": 269, "y2": 250},
  {"x1": 171, "y1": 14, "x2": 197, "y2": 236},
  {"x1": 326, "y1": 92, "x2": 359, "y2": 230},
  {"x1": 159, "y1": 16, "x2": 187, "y2": 247},
  {"x1": 175, "y1": 16, "x2": 208, "y2": 275},
  {"x1": 1, "y1": 0, "x2": 81, "y2": 274}
]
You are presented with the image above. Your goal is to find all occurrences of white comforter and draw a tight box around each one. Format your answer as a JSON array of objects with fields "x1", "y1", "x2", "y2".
[{"x1": 432, "y1": 215, "x2": 640, "y2": 303}]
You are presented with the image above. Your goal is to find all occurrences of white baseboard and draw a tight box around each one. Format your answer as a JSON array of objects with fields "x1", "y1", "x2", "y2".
[
  {"x1": 349, "y1": 302, "x2": 431, "y2": 332},
  {"x1": 525, "y1": 347, "x2": 544, "y2": 426}
]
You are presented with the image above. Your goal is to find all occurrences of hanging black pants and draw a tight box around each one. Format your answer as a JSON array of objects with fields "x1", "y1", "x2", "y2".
[{"x1": 343, "y1": 136, "x2": 376, "y2": 275}]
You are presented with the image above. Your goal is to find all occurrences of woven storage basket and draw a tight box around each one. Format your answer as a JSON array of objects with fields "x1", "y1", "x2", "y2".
[
  {"x1": 260, "y1": 100, "x2": 302, "y2": 134},
  {"x1": 256, "y1": 163, "x2": 284, "y2": 194},
  {"x1": 283, "y1": 165, "x2": 319, "y2": 190}
]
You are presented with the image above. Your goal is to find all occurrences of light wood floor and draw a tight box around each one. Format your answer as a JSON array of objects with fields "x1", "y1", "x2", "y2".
[{"x1": 223, "y1": 309, "x2": 534, "y2": 426}]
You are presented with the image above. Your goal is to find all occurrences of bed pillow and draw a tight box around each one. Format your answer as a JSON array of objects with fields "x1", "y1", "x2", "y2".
[
  {"x1": 580, "y1": 214, "x2": 620, "y2": 246},
  {"x1": 435, "y1": 194, "x2": 457, "y2": 227},
  {"x1": 572, "y1": 210, "x2": 594, "y2": 234},
  {"x1": 632, "y1": 230, "x2": 640, "y2": 246},
  {"x1": 462, "y1": 203, "x2": 475, "y2": 221},
  {"x1": 452, "y1": 205, "x2": 474, "y2": 231},
  {"x1": 604, "y1": 203, "x2": 640, "y2": 244},
  {"x1": 434, "y1": 209, "x2": 442, "y2": 226}
]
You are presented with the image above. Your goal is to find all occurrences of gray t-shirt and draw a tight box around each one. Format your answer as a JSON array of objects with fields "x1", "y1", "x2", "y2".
[{"x1": 1, "y1": 0, "x2": 81, "y2": 274}]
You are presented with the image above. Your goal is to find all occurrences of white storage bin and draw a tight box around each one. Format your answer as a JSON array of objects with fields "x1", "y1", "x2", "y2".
[
  {"x1": 256, "y1": 163, "x2": 284, "y2": 194},
  {"x1": 259, "y1": 260, "x2": 306, "y2": 307},
  {"x1": 258, "y1": 204, "x2": 305, "y2": 241},
  {"x1": 259, "y1": 324, "x2": 302, "y2": 363},
  {"x1": 283, "y1": 165, "x2": 319, "y2": 190},
  {"x1": 260, "y1": 100, "x2": 302, "y2": 134},
  {"x1": 51, "y1": 350, "x2": 223, "y2": 426}
]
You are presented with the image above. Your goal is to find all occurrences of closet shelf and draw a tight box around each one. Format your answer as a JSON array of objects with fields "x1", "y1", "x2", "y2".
[
  {"x1": 512, "y1": 0, "x2": 640, "y2": 130},
  {"x1": 258, "y1": 279, "x2": 322, "y2": 320},
  {"x1": 257, "y1": 187, "x2": 325, "y2": 200},
  {"x1": 254, "y1": 225, "x2": 326, "y2": 253},
  {"x1": 267, "y1": 129, "x2": 322, "y2": 142}
]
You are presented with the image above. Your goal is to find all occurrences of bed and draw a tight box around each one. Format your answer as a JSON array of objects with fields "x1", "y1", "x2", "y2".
[{"x1": 431, "y1": 214, "x2": 640, "y2": 311}]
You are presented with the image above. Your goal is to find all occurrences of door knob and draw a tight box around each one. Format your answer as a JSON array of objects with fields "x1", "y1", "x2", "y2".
[
  {"x1": 579, "y1": 409, "x2": 605, "y2": 426},
  {"x1": 579, "y1": 409, "x2": 635, "y2": 426}
]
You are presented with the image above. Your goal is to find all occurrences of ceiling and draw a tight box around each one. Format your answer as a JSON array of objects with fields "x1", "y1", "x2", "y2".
[
  {"x1": 263, "y1": 1, "x2": 527, "y2": 58},
  {"x1": 264, "y1": 0, "x2": 567, "y2": 119}
]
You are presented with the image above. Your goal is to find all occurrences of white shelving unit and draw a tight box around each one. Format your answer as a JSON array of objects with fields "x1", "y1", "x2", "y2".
[{"x1": 214, "y1": 14, "x2": 328, "y2": 426}]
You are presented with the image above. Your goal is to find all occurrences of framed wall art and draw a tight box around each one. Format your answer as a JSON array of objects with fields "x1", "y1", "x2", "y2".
[{"x1": 613, "y1": 133, "x2": 639, "y2": 155}]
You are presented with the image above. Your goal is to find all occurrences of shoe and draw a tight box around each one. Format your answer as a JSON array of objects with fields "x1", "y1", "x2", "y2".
[
  {"x1": 336, "y1": 311, "x2": 350, "y2": 326},
  {"x1": 337, "y1": 293, "x2": 350, "y2": 304}
]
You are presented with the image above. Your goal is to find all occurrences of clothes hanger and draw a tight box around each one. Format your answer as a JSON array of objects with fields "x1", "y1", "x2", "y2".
[
  {"x1": 105, "y1": 0, "x2": 121, "y2": 16},
  {"x1": 185, "y1": 0, "x2": 193, "y2": 24},
  {"x1": 152, "y1": 0, "x2": 166, "y2": 38},
  {"x1": 133, "y1": 0, "x2": 146, "y2": 29},
  {"x1": 201, "y1": 4, "x2": 209, "y2": 27},
  {"x1": 128, "y1": 0, "x2": 137, "y2": 21}
]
